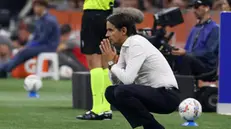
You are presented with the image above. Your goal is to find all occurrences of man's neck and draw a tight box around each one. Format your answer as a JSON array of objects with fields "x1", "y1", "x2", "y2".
[
  {"x1": 199, "y1": 14, "x2": 211, "y2": 24},
  {"x1": 120, "y1": 36, "x2": 129, "y2": 46},
  {"x1": 37, "y1": 10, "x2": 47, "y2": 18},
  {"x1": 122, "y1": 37, "x2": 128, "y2": 43}
]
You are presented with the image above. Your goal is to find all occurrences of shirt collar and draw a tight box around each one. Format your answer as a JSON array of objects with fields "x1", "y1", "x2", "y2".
[
  {"x1": 122, "y1": 35, "x2": 136, "y2": 47},
  {"x1": 35, "y1": 10, "x2": 48, "y2": 20},
  {"x1": 122, "y1": 39, "x2": 130, "y2": 47}
]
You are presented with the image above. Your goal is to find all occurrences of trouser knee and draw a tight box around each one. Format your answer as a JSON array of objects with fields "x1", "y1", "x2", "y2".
[
  {"x1": 114, "y1": 86, "x2": 130, "y2": 102},
  {"x1": 105, "y1": 86, "x2": 116, "y2": 103}
]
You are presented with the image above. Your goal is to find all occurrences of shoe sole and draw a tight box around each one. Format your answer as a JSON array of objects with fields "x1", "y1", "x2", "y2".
[
  {"x1": 76, "y1": 117, "x2": 112, "y2": 120},
  {"x1": 103, "y1": 118, "x2": 112, "y2": 120}
]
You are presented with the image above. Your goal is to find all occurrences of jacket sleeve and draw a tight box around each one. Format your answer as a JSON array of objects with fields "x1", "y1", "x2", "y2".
[
  {"x1": 111, "y1": 45, "x2": 146, "y2": 85},
  {"x1": 109, "y1": 50, "x2": 126, "y2": 85},
  {"x1": 187, "y1": 26, "x2": 219, "y2": 57},
  {"x1": 27, "y1": 21, "x2": 53, "y2": 47}
]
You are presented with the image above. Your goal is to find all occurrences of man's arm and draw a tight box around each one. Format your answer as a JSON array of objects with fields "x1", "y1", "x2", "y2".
[
  {"x1": 109, "y1": 51, "x2": 125, "y2": 84},
  {"x1": 109, "y1": 71, "x2": 122, "y2": 84},
  {"x1": 27, "y1": 21, "x2": 53, "y2": 47},
  {"x1": 184, "y1": 28, "x2": 195, "y2": 51},
  {"x1": 111, "y1": 45, "x2": 146, "y2": 84},
  {"x1": 187, "y1": 26, "x2": 219, "y2": 57}
]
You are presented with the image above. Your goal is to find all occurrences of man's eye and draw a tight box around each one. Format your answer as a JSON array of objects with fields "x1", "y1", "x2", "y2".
[{"x1": 108, "y1": 29, "x2": 113, "y2": 31}]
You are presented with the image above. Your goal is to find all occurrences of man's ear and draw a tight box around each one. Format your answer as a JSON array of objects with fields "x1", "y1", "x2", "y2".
[{"x1": 121, "y1": 27, "x2": 127, "y2": 36}]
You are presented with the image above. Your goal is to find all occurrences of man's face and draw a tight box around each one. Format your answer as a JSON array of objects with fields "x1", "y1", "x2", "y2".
[
  {"x1": 105, "y1": 21, "x2": 126, "y2": 46},
  {"x1": 61, "y1": 33, "x2": 71, "y2": 42},
  {"x1": 193, "y1": 5, "x2": 209, "y2": 19},
  {"x1": 0, "y1": 44, "x2": 10, "y2": 59},
  {"x1": 19, "y1": 29, "x2": 30, "y2": 41},
  {"x1": 33, "y1": 4, "x2": 44, "y2": 16}
]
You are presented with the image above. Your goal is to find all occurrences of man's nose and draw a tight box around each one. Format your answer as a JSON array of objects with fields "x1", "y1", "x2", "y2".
[{"x1": 105, "y1": 32, "x2": 110, "y2": 38}]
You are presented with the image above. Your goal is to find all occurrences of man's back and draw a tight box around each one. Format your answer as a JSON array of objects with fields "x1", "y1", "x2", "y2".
[{"x1": 119, "y1": 35, "x2": 178, "y2": 88}]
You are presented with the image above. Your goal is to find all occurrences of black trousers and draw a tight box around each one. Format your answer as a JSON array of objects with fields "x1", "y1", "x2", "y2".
[
  {"x1": 105, "y1": 84, "x2": 180, "y2": 129},
  {"x1": 175, "y1": 54, "x2": 211, "y2": 76}
]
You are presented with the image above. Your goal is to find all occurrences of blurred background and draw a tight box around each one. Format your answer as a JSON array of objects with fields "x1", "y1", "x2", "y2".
[
  {"x1": 0, "y1": 0, "x2": 224, "y2": 79},
  {"x1": 0, "y1": 1, "x2": 229, "y2": 129}
]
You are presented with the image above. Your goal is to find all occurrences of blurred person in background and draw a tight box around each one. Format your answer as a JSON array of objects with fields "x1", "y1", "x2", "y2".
[
  {"x1": 119, "y1": 0, "x2": 139, "y2": 8},
  {"x1": 169, "y1": 0, "x2": 189, "y2": 9},
  {"x1": 222, "y1": 0, "x2": 231, "y2": 10},
  {"x1": 68, "y1": 0, "x2": 84, "y2": 10},
  {"x1": 76, "y1": 0, "x2": 114, "y2": 120},
  {"x1": 10, "y1": 17, "x2": 35, "y2": 53},
  {"x1": 57, "y1": 24, "x2": 87, "y2": 71},
  {"x1": 54, "y1": 0, "x2": 84, "y2": 10},
  {"x1": 0, "y1": 0, "x2": 60, "y2": 75},
  {"x1": 172, "y1": 0, "x2": 219, "y2": 76},
  {"x1": 119, "y1": 0, "x2": 146, "y2": 10},
  {"x1": 143, "y1": 0, "x2": 156, "y2": 12},
  {"x1": 0, "y1": 35, "x2": 12, "y2": 78},
  {"x1": 0, "y1": 35, "x2": 12, "y2": 61},
  {"x1": 143, "y1": 0, "x2": 164, "y2": 12},
  {"x1": 10, "y1": 31, "x2": 21, "y2": 49}
]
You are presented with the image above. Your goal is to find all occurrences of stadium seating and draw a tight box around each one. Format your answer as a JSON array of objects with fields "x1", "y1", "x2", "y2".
[{"x1": 36, "y1": 52, "x2": 60, "y2": 80}]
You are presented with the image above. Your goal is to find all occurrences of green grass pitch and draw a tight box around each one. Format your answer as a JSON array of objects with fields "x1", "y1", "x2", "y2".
[{"x1": 0, "y1": 79, "x2": 231, "y2": 129}]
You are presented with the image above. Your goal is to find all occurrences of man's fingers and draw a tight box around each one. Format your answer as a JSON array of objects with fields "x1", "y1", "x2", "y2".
[
  {"x1": 100, "y1": 39, "x2": 106, "y2": 50},
  {"x1": 103, "y1": 39, "x2": 110, "y2": 50},
  {"x1": 171, "y1": 50, "x2": 177, "y2": 55},
  {"x1": 99, "y1": 44, "x2": 105, "y2": 53},
  {"x1": 99, "y1": 45, "x2": 103, "y2": 52},
  {"x1": 171, "y1": 51, "x2": 179, "y2": 56}
]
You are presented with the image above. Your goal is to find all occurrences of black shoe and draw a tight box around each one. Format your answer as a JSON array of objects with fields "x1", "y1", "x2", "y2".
[
  {"x1": 76, "y1": 111, "x2": 104, "y2": 120},
  {"x1": 103, "y1": 111, "x2": 112, "y2": 120}
]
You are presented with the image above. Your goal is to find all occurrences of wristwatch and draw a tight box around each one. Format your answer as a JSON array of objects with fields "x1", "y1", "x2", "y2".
[{"x1": 108, "y1": 61, "x2": 114, "y2": 70}]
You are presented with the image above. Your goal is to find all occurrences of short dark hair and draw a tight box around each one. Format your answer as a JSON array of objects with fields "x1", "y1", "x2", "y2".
[
  {"x1": 107, "y1": 13, "x2": 137, "y2": 36},
  {"x1": 33, "y1": 0, "x2": 49, "y2": 7},
  {"x1": 188, "y1": 0, "x2": 213, "y2": 8},
  {"x1": 60, "y1": 24, "x2": 72, "y2": 35},
  {"x1": 228, "y1": 0, "x2": 231, "y2": 7}
]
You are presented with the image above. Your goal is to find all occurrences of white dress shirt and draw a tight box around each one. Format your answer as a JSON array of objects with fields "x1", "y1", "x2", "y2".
[{"x1": 110, "y1": 34, "x2": 178, "y2": 89}]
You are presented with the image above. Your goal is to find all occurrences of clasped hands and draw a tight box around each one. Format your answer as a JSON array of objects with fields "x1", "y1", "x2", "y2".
[{"x1": 99, "y1": 39, "x2": 118, "y2": 63}]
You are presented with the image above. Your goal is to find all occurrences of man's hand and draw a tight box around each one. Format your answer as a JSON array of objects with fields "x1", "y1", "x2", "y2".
[
  {"x1": 0, "y1": 44, "x2": 10, "y2": 59},
  {"x1": 100, "y1": 39, "x2": 117, "y2": 62},
  {"x1": 171, "y1": 48, "x2": 186, "y2": 56},
  {"x1": 57, "y1": 43, "x2": 67, "y2": 52}
]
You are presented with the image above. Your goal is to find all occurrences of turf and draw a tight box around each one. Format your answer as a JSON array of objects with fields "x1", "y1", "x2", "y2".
[{"x1": 0, "y1": 79, "x2": 231, "y2": 129}]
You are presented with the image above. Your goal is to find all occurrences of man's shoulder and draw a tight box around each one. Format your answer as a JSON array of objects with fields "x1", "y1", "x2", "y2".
[
  {"x1": 44, "y1": 13, "x2": 58, "y2": 24},
  {"x1": 205, "y1": 21, "x2": 219, "y2": 34},
  {"x1": 131, "y1": 35, "x2": 149, "y2": 44},
  {"x1": 129, "y1": 35, "x2": 156, "y2": 51},
  {"x1": 210, "y1": 20, "x2": 219, "y2": 28}
]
